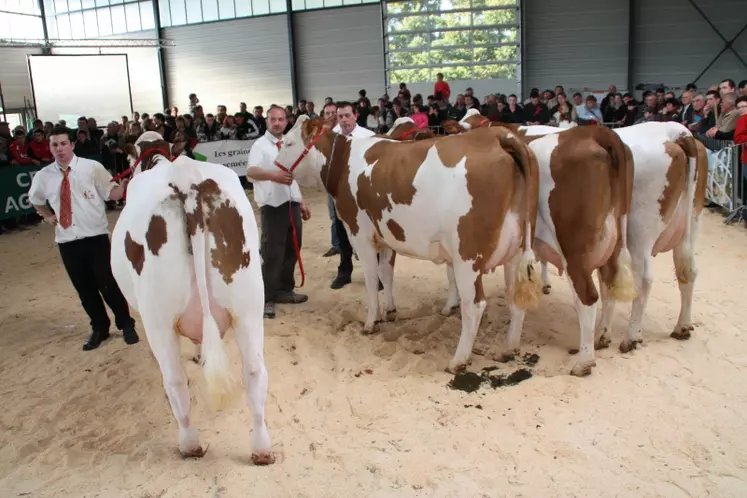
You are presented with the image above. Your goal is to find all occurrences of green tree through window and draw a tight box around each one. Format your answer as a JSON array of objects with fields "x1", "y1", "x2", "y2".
[{"x1": 385, "y1": 0, "x2": 520, "y2": 84}]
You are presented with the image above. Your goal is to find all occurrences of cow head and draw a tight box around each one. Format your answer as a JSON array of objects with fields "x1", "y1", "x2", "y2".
[
  {"x1": 125, "y1": 131, "x2": 186, "y2": 176},
  {"x1": 275, "y1": 114, "x2": 329, "y2": 189},
  {"x1": 387, "y1": 117, "x2": 435, "y2": 141},
  {"x1": 442, "y1": 120, "x2": 467, "y2": 135}
]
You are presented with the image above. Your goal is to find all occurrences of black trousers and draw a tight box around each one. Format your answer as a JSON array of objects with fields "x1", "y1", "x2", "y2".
[
  {"x1": 336, "y1": 216, "x2": 354, "y2": 278},
  {"x1": 260, "y1": 202, "x2": 302, "y2": 302},
  {"x1": 58, "y1": 234, "x2": 134, "y2": 334}
]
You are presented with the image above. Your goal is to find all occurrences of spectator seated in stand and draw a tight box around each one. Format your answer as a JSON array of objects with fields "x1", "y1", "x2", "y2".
[{"x1": 576, "y1": 95, "x2": 603, "y2": 124}]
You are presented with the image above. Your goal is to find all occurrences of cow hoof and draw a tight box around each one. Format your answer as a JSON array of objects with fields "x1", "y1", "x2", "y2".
[
  {"x1": 251, "y1": 452, "x2": 276, "y2": 466},
  {"x1": 619, "y1": 339, "x2": 639, "y2": 354},
  {"x1": 570, "y1": 361, "x2": 594, "y2": 377},
  {"x1": 542, "y1": 285, "x2": 551, "y2": 295},
  {"x1": 594, "y1": 335, "x2": 611, "y2": 350},
  {"x1": 362, "y1": 322, "x2": 380, "y2": 335},
  {"x1": 568, "y1": 348, "x2": 579, "y2": 355},
  {"x1": 445, "y1": 361, "x2": 468, "y2": 374},
  {"x1": 385, "y1": 309, "x2": 397, "y2": 322},
  {"x1": 670, "y1": 326, "x2": 693, "y2": 340},
  {"x1": 440, "y1": 304, "x2": 459, "y2": 316},
  {"x1": 180, "y1": 446, "x2": 207, "y2": 459},
  {"x1": 496, "y1": 350, "x2": 518, "y2": 363}
]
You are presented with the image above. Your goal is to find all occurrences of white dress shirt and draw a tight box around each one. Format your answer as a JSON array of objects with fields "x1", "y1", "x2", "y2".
[
  {"x1": 332, "y1": 124, "x2": 376, "y2": 138},
  {"x1": 247, "y1": 131, "x2": 302, "y2": 208},
  {"x1": 28, "y1": 155, "x2": 116, "y2": 244}
]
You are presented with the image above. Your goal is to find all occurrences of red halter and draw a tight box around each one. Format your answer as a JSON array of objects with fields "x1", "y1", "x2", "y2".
[
  {"x1": 110, "y1": 147, "x2": 173, "y2": 202},
  {"x1": 398, "y1": 127, "x2": 420, "y2": 141},
  {"x1": 271, "y1": 130, "x2": 326, "y2": 288}
]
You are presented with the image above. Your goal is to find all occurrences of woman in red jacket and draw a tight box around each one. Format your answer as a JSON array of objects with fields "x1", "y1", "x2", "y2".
[
  {"x1": 733, "y1": 96, "x2": 747, "y2": 226},
  {"x1": 8, "y1": 129, "x2": 40, "y2": 166}
]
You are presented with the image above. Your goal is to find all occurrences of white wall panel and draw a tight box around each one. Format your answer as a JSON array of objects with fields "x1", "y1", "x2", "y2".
[
  {"x1": 0, "y1": 48, "x2": 42, "y2": 110},
  {"x1": 524, "y1": 0, "x2": 629, "y2": 93},
  {"x1": 50, "y1": 30, "x2": 163, "y2": 116},
  {"x1": 163, "y1": 15, "x2": 293, "y2": 113},
  {"x1": 633, "y1": 0, "x2": 747, "y2": 90},
  {"x1": 294, "y1": 4, "x2": 386, "y2": 105}
]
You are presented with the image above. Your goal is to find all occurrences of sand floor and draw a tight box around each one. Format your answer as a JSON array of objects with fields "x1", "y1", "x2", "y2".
[{"x1": 1, "y1": 189, "x2": 747, "y2": 497}]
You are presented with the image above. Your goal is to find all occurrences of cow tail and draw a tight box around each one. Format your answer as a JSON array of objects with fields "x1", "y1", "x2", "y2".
[
  {"x1": 495, "y1": 129, "x2": 542, "y2": 310},
  {"x1": 596, "y1": 127, "x2": 637, "y2": 302},
  {"x1": 175, "y1": 163, "x2": 238, "y2": 410},
  {"x1": 674, "y1": 132, "x2": 699, "y2": 284}
]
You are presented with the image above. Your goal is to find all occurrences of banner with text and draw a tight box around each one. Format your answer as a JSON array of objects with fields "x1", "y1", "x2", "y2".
[
  {"x1": 192, "y1": 139, "x2": 257, "y2": 176},
  {"x1": 1, "y1": 165, "x2": 43, "y2": 220}
]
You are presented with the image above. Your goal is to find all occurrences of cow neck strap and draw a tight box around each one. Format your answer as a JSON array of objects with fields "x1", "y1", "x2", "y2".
[
  {"x1": 399, "y1": 128, "x2": 419, "y2": 141},
  {"x1": 477, "y1": 118, "x2": 491, "y2": 127},
  {"x1": 274, "y1": 130, "x2": 325, "y2": 173},
  {"x1": 323, "y1": 132, "x2": 341, "y2": 195},
  {"x1": 111, "y1": 147, "x2": 172, "y2": 183}
]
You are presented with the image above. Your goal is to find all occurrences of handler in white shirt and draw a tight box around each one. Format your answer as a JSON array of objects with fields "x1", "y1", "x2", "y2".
[
  {"x1": 328, "y1": 101, "x2": 377, "y2": 291},
  {"x1": 247, "y1": 105, "x2": 311, "y2": 319},
  {"x1": 28, "y1": 125, "x2": 138, "y2": 351}
]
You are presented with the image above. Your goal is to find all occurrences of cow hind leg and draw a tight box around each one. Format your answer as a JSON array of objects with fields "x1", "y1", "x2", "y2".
[
  {"x1": 541, "y1": 260, "x2": 551, "y2": 295},
  {"x1": 497, "y1": 252, "x2": 527, "y2": 362},
  {"x1": 142, "y1": 317, "x2": 204, "y2": 458},
  {"x1": 357, "y1": 242, "x2": 382, "y2": 334},
  {"x1": 446, "y1": 259, "x2": 487, "y2": 373},
  {"x1": 441, "y1": 263, "x2": 461, "y2": 316},
  {"x1": 565, "y1": 272, "x2": 599, "y2": 377},
  {"x1": 594, "y1": 276, "x2": 614, "y2": 350},
  {"x1": 620, "y1": 253, "x2": 653, "y2": 353},
  {"x1": 671, "y1": 233, "x2": 698, "y2": 340},
  {"x1": 378, "y1": 248, "x2": 396, "y2": 321},
  {"x1": 234, "y1": 311, "x2": 274, "y2": 465}
]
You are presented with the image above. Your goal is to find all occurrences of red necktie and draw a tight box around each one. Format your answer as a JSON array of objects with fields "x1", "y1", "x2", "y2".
[
  {"x1": 59, "y1": 168, "x2": 72, "y2": 229},
  {"x1": 276, "y1": 140, "x2": 282, "y2": 151}
]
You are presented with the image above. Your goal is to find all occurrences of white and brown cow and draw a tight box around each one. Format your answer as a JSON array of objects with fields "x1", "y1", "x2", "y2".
[
  {"x1": 592, "y1": 122, "x2": 707, "y2": 351},
  {"x1": 462, "y1": 125, "x2": 637, "y2": 376},
  {"x1": 112, "y1": 132, "x2": 274, "y2": 464},
  {"x1": 443, "y1": 108, "x2": 570, "y2": 136},
  {"x1": 276, "y1": 115, "x2": 543, "y2": 373},
  {"x1": 385, "y1": 117, "x2": 436, "y2": 141}
]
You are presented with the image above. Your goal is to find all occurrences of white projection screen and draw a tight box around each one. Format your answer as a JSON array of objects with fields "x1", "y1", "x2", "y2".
[{"x1": 28, "y1": 54, "x2": 133, "y2": 125}]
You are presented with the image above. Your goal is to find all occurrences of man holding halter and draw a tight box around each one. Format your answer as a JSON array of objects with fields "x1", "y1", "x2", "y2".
[
  {"x1": 28, "y1": 125, "x2": 138, "y2": 351},
  {"x1": 247, "y1": 105, "x2": 311, "y2": 319}
]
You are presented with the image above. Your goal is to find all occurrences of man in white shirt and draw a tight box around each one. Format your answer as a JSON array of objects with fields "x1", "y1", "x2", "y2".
[
  {"x1": 29, "y1": 126, "x2": 138, "y2": 351},
  {"x1": 329, "y1": 101, "x2": 376, "y2": 290},
  {"x1": 247, "y1": 106, "x2": 311, "y2": 319}
]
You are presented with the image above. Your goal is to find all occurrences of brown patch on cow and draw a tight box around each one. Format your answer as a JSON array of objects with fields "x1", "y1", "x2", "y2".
[
  {"x1": 145, "y1": 215, "x2": 168, "y2": 256},
  {"x1": 315, "y1": 130, "x2": 359, "y2": 235},
  {"x1": 388, "y1": 250, "x2": 396, "y2": 267},
  {"x1": 386, "y1": 219, "x2": 406, "y2": 241},
  {"x1": 355, "y1": 140, "x2": 431, "y2": 233},
  {"x1": 456, "y1": 127, "x2": 538, "y2": 272},
  {"x1": 208, "y1": 199, "x2": 251, "y2": 284},
  {"x1": 549, "y1": 126, "x2": 630, "y2": 306},
  {"x1": 170, "y1": 178, "x2": 251, "y2": 284},
  {"x1": 474, "y1": 274, "x2": 485, "y2": 304},
  {"x1": 658, "y1": 142, "x2": 688, "y2": 224},
  {"x1": 693, "y1": 140, "x2": 708, "y2": 215},
  {"x1": 125, "y1": 232, "x2": 145, "y2": 275}
]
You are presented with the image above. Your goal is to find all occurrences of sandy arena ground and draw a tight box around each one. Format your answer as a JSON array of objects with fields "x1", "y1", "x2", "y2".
[{"x1": 2, "y1": 188, "x2": 747, "y2": 497}]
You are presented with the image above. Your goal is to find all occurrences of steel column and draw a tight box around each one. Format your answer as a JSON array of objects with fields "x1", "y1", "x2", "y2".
[
  {"x1": 285, "y1": 0, "x2": 299, "y2": 104},
  {"x1": 152, "y1": 0, "x2": 170, "y2": 110}
]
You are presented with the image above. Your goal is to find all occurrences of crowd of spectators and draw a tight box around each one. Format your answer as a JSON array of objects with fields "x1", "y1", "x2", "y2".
[{"x1": 2, "y1": 76, "x2": 746, "y2": 233}]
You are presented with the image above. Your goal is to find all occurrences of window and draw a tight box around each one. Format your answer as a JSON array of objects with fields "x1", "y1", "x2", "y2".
[
  {"x1": 217, "y1": 0, "x2": 234, "y2": 20},
  {"x1": 169, "y1": 0, "x2": 187, "y2": 25},
  {"x1": 201, "y1": 0, "x2": 218, "y2": 21},
  {"x1": 384, "y1": 0, "x2": 520, "y2": 83}
]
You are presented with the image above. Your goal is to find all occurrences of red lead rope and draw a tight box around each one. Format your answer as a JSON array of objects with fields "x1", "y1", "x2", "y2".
[
  {"x1": 109, "y1": 148, "x2": 173, "y2": 203},
  {"x1": 273, "y1": 131, "x2": 325, "y2": 289}
]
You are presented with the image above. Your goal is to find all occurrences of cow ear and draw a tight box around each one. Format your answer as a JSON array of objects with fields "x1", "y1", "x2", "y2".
[
  {"x1": 123, "y1": 142, "x2": 138, "y2": 159},
  {"x1": 171, "y1": 141, "x2": 186, "y2": 158}
]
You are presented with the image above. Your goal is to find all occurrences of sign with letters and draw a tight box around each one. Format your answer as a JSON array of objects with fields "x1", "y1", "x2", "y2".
[
  {"x1": 0, "y1": 165, "x2": 43, "y2": 220},
  {"x1": 192, "y1": 139, "x2": 257, "y2": 177}
]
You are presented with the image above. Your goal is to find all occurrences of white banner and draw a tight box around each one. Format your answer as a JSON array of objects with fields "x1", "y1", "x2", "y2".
[{"x1": 192, "y1": 139, "x2": 257, "y2": 176}]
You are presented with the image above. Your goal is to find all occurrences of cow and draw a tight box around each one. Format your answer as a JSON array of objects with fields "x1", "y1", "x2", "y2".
[
  {"x1": 442, "y1": 125, "x2": 637, "y2": 376},
  {"x1": 385, "y1": 117, "x2": 436, "y2": 141},
  {"x1": 588, "y1": 122, "x2": 706, "y2": 352},
  {"x1": 111, "y1": 131, "x2": 274, "y2": 464},
  {"x1": 276, "y1": 115, "x2": 543, "y2": 373},
  {"x1": 443, "y1": 108, "x2": 570, "y2": 136}
]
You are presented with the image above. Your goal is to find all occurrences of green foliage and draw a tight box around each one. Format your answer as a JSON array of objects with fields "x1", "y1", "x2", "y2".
[{"x1": 385, "y1": 0, "x2": 519, "y2": 83}]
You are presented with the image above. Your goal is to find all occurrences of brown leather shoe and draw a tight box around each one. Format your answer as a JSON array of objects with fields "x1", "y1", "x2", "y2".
[
  {"x1": 323, "y1": 247, "x2": 340, "y2": 257},
  {"x1": 275, "y1": 292, "x2": 308, "y2": 304}
]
